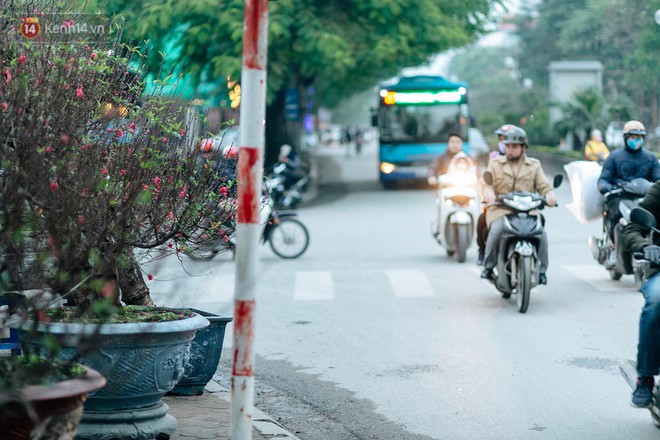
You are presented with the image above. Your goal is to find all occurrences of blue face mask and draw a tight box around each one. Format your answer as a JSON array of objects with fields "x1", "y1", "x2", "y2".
[{"x1": 626, "y1": 137, "x2": 644, "y2": 151}]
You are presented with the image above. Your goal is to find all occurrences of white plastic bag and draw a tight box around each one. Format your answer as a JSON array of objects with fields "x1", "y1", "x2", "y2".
[{"x1": 563, "y1": 161, "x2": 604, "y2": 224}]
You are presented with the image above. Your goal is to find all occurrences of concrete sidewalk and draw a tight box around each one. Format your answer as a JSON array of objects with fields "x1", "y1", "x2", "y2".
[{"x1": 164, "y1": 377, "x2": 300, "y2": 440}]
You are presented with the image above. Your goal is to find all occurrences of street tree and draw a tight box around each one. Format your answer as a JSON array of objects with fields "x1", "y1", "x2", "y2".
[{"x1": 97, "y1": 0, "x2": 502, "y2": 163}]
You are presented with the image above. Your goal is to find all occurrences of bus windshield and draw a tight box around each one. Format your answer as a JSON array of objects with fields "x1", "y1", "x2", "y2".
[{"x1": 379, "y1": 104, "x2": 466, "y2": 144}]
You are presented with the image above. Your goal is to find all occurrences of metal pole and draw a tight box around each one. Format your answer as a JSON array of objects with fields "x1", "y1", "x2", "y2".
[{"x1": 231, "y1": 1, "x2": 268, "y2": 439}]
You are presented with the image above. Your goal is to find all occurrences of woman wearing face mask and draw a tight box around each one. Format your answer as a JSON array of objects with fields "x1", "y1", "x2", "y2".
[{"x1": 597, "y1": 120, "x2": 660, "y2": 265}]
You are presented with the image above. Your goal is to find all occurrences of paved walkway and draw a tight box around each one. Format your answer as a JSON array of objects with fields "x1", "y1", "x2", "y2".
[{"x1": 164, "y1": 378, "x2": 300, "y2": 440}]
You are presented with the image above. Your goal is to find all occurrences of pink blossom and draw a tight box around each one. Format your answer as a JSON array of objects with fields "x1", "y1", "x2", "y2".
[
  {"x1": 50, "y1": 180, "x2": 59, "y2": 191},
  {"x1": 142, "y1": 184, "x2": 149, "y2": 191},
  {"x1": 167, "y1": 211, "x2": 174, "y2": 220},
  {"x1": 147, "y1": 274, "x2": 154, "y2": 281},
  {"x1": 45, "y1": 146, "x2": 52, "y2": 153},
  {"x1": 146, "y1": 129, "x2": 151, "y2": 135},
  {"x1": 76, "y1": 87, "x2": 83, "y2": 98},
  {"x1": 18, "y1": 55, "x2": 27, "y2": 64},
  {"x1": 77, "y1": 215, "x2": 85, "y2": 225},
  {"x1": 179, "y1": 186, "x2": 188, "y2": 199},
  {"x1": 129, "y1": 122, "x2": 136, "y2": 131},
  {"x1": 60, "y1": 134, "x2": 69, "y2": 144},
  {"x1": 119, "y1": 169, "x2": 126, "y2": 175},
  {"x1": 91, "y1": 53, "x2": 97, "y2": 60},
  {"x1": 224, "y1": 235, "x2": 229, "y2": 242},
  {"x1": 168, "y1": 242, "x2": 174, "y2": 248},
  {"x1": 162, "y1": 137, "x2": 168, "y2": 143},
  {"x1": 85, "y1": 44, "x2": 90, "y2": 51},
  {"x1": 0, "y1": 103, "x2": 7, "y2": 111},
  {"x1": 153, "y1": 176, "x2": 161, "y2": 187},
  {"x1": 179, "y1": 128, "x2": 185, "y2": 136},
  {"x1": 220, "y1": 187, "x2": 228, "y2": 197},
  {"x1": 116, "y1": 129, "x2": 124, "y2": 138},
  {"x1": 101, "y1": 168, "x2": 108, "y2": 176},
  {"x1": 3, "y1": 68, "x2": 11, "y2": 83}
]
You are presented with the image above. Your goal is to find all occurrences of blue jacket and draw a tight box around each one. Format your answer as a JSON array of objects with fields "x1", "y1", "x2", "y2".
[{"x1": 597, "y1": 148, "x2": 660, "y2": 194}]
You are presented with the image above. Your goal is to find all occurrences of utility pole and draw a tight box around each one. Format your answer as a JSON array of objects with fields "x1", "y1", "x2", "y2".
[{"x1": 231, "y1": 1, "x2": 268, "y2": 439}]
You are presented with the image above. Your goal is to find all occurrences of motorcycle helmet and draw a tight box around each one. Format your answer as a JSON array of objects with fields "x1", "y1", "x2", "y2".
[
  {"x1": 501, "y1": 126, "x2": 528, "y2": 146},
  {"x1": 494, "y1": 124, "x2": 517, "y2": 137},
  {"x1": 622, "y1": 120, "x2": 646, "y2": 151}
]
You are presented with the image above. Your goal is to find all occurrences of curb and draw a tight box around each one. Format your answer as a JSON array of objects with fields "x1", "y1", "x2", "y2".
[{"x1": 205, "y1": 379, "x2": 301, "y2": 440}]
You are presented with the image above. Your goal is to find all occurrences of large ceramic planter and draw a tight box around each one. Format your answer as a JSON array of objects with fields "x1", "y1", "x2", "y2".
[
  {"x1": 19, "y1": 310, "x2": 209, "y2": 440},
  {"x1": 0, "y1": 365, "x2": 106, "y2": 440},
  {"x1": 170, "y1": 309, "x2": 232, "y2": 396}
]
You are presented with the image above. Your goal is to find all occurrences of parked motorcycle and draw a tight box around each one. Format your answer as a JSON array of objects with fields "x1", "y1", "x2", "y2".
[
  {"x1": 431, "y1": 152, "x2": 480, "y2": 263},
  {"x1": 183, "y1": 196, "x2": 310, "y2": 261},
  {"x1": 588, "y1": 178, "x2": 653, "y2": 281},
  {"x1": 266, "y1": 161, "x2": 310, "y2": 210},
  {"x1": 481, "y1": 172, "x2": 562, "y2": 313}
]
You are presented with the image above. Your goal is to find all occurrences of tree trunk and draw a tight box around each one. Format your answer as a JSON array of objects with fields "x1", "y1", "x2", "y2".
[
  {"x1": 265, "y1": 88, "x2": 291, "y2": 166},
  {"x1": 117, "y1": 257, "x2": 154, "y2": 306}
]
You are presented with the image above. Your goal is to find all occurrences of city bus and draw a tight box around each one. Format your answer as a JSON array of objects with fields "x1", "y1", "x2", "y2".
[{"x1": 373, "y1": 75, "x2": 471, "y2": 187}]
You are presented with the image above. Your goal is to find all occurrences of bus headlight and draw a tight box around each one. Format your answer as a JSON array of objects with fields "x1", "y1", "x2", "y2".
[{"x1": 380, "y1": 162, "x2": 396, "y2": 174}]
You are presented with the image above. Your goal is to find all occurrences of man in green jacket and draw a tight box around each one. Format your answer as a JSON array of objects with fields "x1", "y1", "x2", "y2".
[{"x1": 621, "y1": 180, "x2": 660, "y2": 408}]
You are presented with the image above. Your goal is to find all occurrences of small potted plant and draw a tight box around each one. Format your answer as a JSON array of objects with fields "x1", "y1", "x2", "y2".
[{"x1": 0, "y1": 3, "x2": 238, "y2": 438}]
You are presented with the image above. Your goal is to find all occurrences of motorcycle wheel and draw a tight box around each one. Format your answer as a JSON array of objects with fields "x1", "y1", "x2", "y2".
[
  {"x1": 516, "y1": 256, "x2": 532, "y2": 313},
  {"x1": 456, "y1": 224, "x2": 468, "y2": 263},
  {"x1": 268, "y1": 218, "x2": 310, "y2": 259},
  {"x1": 609, "y1": 268, "x2": 623, "y2": 280}
]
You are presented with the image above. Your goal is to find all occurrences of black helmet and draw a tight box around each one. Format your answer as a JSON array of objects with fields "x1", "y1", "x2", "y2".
[
  {"x1": 502, "y1": 126, "x2": 528, "y2": 145},
  {"x1": 494, "y1": 124, "x2": 517, "y2": 136}
]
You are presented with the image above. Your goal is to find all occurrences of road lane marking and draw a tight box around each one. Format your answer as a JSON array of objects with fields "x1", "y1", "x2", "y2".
[
  {"x1": 561, "y1": 264, "x2": 636, "y2": 291},
  {"x1": 294, "y1": 271, "x2": 334, "y2": 300},
  {"x1": 385, "y1": 269, "x2": 435, "y2": 298}
]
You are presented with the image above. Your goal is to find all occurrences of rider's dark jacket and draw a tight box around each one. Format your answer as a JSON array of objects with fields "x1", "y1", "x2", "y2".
[
  {"x1": 597, "y1": 148, "x2": 660, "y2": 194},
  {"x1": 621, "y1": 180, "x2": 660, "y2": 278}
]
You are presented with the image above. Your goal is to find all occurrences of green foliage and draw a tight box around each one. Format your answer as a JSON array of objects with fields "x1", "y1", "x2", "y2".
[
  {"x1": 0, "y1": 355, "x2": 86, "y2": 389},
  {"x1": 46, "y1": 305, "x2": 194, "y2": 324},
  {"x1": 516, "y1": 0, "x2": 660, "y2": 128},
  {"x1": 94, "y1": 0, "x2": 502, "y2": 156}
]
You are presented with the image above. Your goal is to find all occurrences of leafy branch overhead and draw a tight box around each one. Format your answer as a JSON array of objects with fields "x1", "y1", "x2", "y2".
[{"x1": 98, "y1": 0, "x2": 501, "y2": 109}]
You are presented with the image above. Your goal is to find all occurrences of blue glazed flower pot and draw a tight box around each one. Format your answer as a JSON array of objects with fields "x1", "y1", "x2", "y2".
[{"x1": 170, "y1": 309, "x2": 232, "y2": 396}]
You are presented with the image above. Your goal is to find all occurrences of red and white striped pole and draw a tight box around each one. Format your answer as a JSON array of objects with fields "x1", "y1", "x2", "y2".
[{"x1": 231, "y1": 1, "x2": 268, "y2": 439}]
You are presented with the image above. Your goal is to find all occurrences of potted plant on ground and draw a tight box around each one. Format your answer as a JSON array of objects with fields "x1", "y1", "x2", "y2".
[{"x1": 0, "y1": 2, "x2": 238, "y2": 438}]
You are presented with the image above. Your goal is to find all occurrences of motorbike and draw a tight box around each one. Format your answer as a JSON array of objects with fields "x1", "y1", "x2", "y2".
[
  {"x1": 266, "y1": 161, "x2": 310, "y2": 210},
  {"x1": 588, "y1": 178, "x2": 653, "y2": 281},
  {"x1": 481, "y1": 172, "x2": 562, "y2": 313},
  {"x1": 620, "y1": 206, "x2": 660, "y2": 426},
  {"x1": 431, "y1": 152, "x2": 480, "y2": 263},
  {"x1": 183, "y1": 195, "x2": 310, "y2": 261}
]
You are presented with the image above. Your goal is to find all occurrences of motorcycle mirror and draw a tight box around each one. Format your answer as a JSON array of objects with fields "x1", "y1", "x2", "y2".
[
  {"x1": 553, "y1": 174, "x2": 563, "y2": 188},
  {"x1": 630, "y1": 207, "x2": 657, "y2": 230},
  {"x1": 483, "y1": 171, "x2": 493, "y2": 185}
]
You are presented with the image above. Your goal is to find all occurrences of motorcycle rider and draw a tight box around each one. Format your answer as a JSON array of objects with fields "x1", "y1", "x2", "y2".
[
  {"x1": 597, "y1": 120, "x2": 660, "y2": 266},
  {"x1": 584, "y1": 128, "x2": 609, "y2": 162},
  {"x1": 480, "y1": 126, "x2": 557, "y2": 284},
  {"x1": 427, "y1": 133, "x2": 466, "y2": 238},
  {"x1": 476, "y1": 124, "x2": 517, "y2": 265},
  {"x1": 621, "y1": 180, "x2": 660, "y2": 408}
]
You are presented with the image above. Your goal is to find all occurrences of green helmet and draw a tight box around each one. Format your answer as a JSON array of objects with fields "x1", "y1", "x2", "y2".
[
  {"x1": 502, "y1": 126, "x2": 528, "y2": 145},
  {"x1": 494, "y1": 124, "x2": 517, "y2": 136}
]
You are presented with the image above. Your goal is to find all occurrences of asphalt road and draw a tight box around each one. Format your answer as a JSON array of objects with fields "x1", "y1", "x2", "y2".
[{"x1": 147, "y1": 141, "x2": 658, "y2": 440}]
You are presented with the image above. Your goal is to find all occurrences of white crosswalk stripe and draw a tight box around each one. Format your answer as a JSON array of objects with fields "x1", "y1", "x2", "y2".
[
  {"x1": 385, "y1": 269, "x2": 436, "y2": 298},
  {"x1": 294, "y1": 271, "x2": 334, "y2": 300}
]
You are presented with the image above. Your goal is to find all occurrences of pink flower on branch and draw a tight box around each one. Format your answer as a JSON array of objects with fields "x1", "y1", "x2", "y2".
[
  {"x1": 18, "y1": 55, "x2": 27, "y2": 64},
  {"x1": 76, "y1": 87, "x2": 83, "y2": 98}
]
